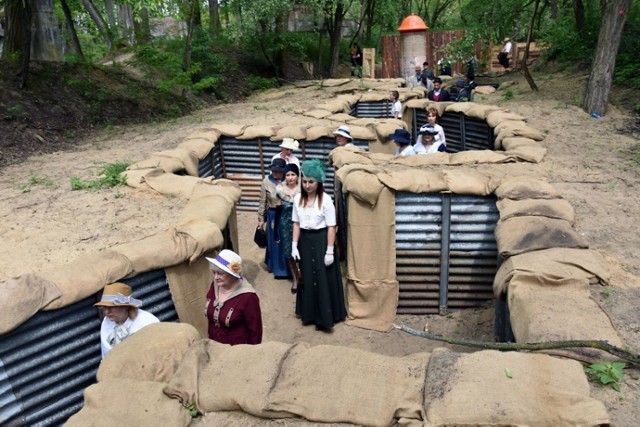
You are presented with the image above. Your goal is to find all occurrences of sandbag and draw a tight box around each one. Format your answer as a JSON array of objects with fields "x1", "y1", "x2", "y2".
[
  {"x1": 236, "y1": 125, "x2": 275, "y2": 140},
  {"x1": 448, "y1": 150, "x2": 515, "y2": 165},
  {"x1": 495, "y1": 216, "x2": 588, "y2": 257},
  {"x1": 66, "y1": 379, "x2": 191, "y2": 427},
  {"x1": 305, "y1": 126, "x2": 333, "y2": 141},
  {"x1": 111, "y1": 228, "x2": 197, "y2": 275},
  {"x1": 505, "y1": 144, "x2": 547, "y2": 163},
  {"x1": 211, "y1": 124, "x2": 246, "y2": 137},
  {"x1": 0, "y1": 274, "x2": 61, "y2": 334},
  {"x1": 495, "y1": 176, "x2": 562, "y2": 200},
  {"x1": 486, "y1": 110, "x2": 527, "y2": 128},
  {"x1": 270, "y1": 125, "x2": 309, "y2": 141},
  {"x1": 264, "y1": 344, "x2": 429, "y2": 426},
  {"x1": 424, "y1": 348, "x2": 610, "y2": 426},
  {"x1": 493, "y1": 247, "x2": 611, "y2": 297},
  {"x1": 130, "y1": 155, "x2": 185, "y2": 174},
  {"x1": 473, "y1": 85, "x2": 496, "y2": 94},
  {"x1": 497, "y1": 198, "x2": 575, "y2": 224},
  {"x1": 164, "y1": 339, "x2": 295, "y2": 418},
  {"x1": 152, "y1": 148, "x2": 200, "y2": 176},
  {"x1": 178, "y1": 138, "x2": 215, "y2": 160},
  {"x1": 507, "y1": 273, "x2": 624, "y2": 361},
  {"x1": 303, "y1": 109, "x2": 332, "y2": 119},
  {"x1": 377, "y1": 168, "x2": 448, "y2": 194},
  {"x1": 97, "y1": 322, "x2": 201, "y2": 383},
  {"x1": 42, "y1": 250, "x2": 133, "y2": 310},
  {"x1": 442, "y1": 169, "x2": 501, "y2": 196}
]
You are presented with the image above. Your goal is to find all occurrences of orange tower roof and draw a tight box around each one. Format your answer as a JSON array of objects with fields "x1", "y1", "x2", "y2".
[{"x1": 398, "y1": 14, "x2": 429, "y2": 32}]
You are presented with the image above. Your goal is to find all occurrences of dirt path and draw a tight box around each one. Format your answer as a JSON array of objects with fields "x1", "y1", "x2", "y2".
[{"x1": 1, "y1": 73, "x2": 639, "y2": 424}]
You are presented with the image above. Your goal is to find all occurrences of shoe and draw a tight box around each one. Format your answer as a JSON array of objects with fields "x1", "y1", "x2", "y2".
[{"x1": 290, "y1": 287, "x2": 297, "y2": 294}]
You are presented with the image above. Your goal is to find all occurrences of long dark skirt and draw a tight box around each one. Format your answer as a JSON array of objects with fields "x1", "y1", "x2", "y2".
[
  {"x1": 295, "y1": 228, "x2": 347, "y2": 329},
  {"x1": 265, "y1": 208, "x2": 289, "y2": 278}
]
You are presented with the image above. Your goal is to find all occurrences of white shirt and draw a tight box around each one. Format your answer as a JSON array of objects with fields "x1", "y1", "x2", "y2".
[
  {"x1": 292, "y1": 192, "x2": 336, "y2": 230},
  {"x1": 503, "y1": 41, "x2": 512, "y2": 54},
  {"x1": 271, "y1": 152, "x2": 300, "y2": 168},
  {"x1": 432, "y1": 123, "x2": 446, "y2": 146},
  {"x1": 391, "y1": 100, "x2": 402, "y2": 119},
  {"x1": 100, "y1": 308, "x2": 159, "y2": 358},
  {"x1": 396, "y1": 145, "x2": 416, "y2": 156}
]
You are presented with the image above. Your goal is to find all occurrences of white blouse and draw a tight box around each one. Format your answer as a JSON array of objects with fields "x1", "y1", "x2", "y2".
[
  {"x1": 292, "y1": 192, "x2": 336, "y2": 230},
  {"x1": 100, "y1": 309, "x2": 159, "y2": 358}
]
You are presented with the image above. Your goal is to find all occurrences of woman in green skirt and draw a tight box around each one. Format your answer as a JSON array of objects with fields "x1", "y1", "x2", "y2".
[{"x1": 291, "y1": 159, "x2": 347, "y2": 330}]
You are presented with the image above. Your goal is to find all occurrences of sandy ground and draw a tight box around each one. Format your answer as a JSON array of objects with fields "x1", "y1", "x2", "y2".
[{"x1": 1, "y1": 73, "x2": 639, "y2": 425}]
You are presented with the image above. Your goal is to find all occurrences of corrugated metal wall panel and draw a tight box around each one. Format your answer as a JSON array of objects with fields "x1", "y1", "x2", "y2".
[
  {"x1": 412, "y1": 110, "x2": 494, "y2": 153},
  {"x1": 395, "y1": 192, "x2": 498, "y2": 315},
  {"x1": 355, "y1": 101, "x2": 392, "y2": 119},
  {"x1": 218, "y1": 137, "x2": 368, "y2": 212},
  {"x1": 0, "y1": 269, "x2": 178, "y2": 426},
  {"x1": 198, "y1": 148, "x2": 214, "y2": 178}
]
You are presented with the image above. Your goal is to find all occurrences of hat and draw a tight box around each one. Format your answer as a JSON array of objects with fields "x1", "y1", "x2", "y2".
[
  {"x1": 419, "y1": 124, "x2": 439, "y2": 136},
  {"x1": 455, "y1": 79, "x2": 465, "y2": 88},
  {"x1": 388, "y1": 129, "x2": 411, "y2": 145},
  {"x1": 504, "y1": 37, "x2": 510, "y2": 42},
  {"x1": 279, "y1": 138, "x2": 299, "y2": 150},
  {"x1": 206, "y1": 249, "x2": 243, "y2": 279},
  {"x1": 94, "y1": 282, "x2": 142, "y2": 308},
  {"x1": 301, "y1": 159, "x2": 326, "y2": 183},
  {"x1": 333, "y1": 125, "x2": 353, "y2": 140},
  {"x1": 284, "y1": 163, "x2": 299, "y2": 176},
  {"x1": 270, "y1": 158, "x2": 286, "y2": 173}
]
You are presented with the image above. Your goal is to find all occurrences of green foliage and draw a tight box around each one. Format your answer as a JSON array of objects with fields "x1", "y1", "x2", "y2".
[
  {"x1": 584, "y1": 362, "x2": 625, "y2": 392},
  {"x1": 503, "y1": 89, "x2": 513, "y2": 100},
  {"x1": 247, "y1": 76, "x2": 279, "y2": 91},
  {"x1": 70, "y1": 161, "x2": 129, "y2": 191},
  {"x1": 600, "y1": 286, "x2": 615, "y2": 299},
  {"x1": 19, "y1": 174, "x2": 57, "y2": 193},
  {"x1": 614, "y1": 10, "x2": 640, "y2": 89}
]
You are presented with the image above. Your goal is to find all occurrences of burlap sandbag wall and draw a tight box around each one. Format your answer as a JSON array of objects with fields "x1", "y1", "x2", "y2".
[
  {"x1": 330, "y1": 149, "x2": 624, "y2": 360},
  {"x1": 68, "y1": 323, "x2": 610, "y2": 426},
  {"x1": 0, "y1": 132, "x2": 241, "y2": 337}
]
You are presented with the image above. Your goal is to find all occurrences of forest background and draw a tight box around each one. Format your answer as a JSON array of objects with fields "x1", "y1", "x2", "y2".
[{"x1": 0, "y1": 0, "x2": 640, "y2": 149}]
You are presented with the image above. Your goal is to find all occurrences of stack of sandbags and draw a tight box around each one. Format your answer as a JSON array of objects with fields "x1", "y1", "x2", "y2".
[{"x1": 493, "y1": 176, "x2": 624, "y2": 361}]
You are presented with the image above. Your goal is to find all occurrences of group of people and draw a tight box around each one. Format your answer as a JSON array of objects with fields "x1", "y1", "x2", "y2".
[
  {"x1": 406, "y1": 60, "x2": 476, "y2": 103},
  {"x1": 389, "y1": 107, "x2": 446, "y2": 156}
]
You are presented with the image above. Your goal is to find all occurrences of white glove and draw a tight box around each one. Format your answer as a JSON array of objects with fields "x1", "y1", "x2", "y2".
[
  {"x1": 324, "y1": 245, "x2": 334, "y2": 266},
  {"x1": 291, "y1": 242, "x2": 300, "y2": 261}
]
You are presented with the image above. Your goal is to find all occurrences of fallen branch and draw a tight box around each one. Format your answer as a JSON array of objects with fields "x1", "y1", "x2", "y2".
[{"x1": 396, "y1": 324, "x2": 640, "y2": 367}]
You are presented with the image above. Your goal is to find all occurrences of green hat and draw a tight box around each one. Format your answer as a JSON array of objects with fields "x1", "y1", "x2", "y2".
[{"x1": 301, "y1": 159, "x2": 326, "y2": 183}]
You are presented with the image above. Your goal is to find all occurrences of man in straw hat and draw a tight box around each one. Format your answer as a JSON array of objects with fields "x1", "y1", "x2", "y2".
[
  {"x1": 95, "y1": 282, "x2": 159, "y2": 358},
  {"x1": 499, "y1": 37, "x2": 513, "y2": 69},
  {"x1": 272, "y1": 137, "x2": 301, "y2": 168}
]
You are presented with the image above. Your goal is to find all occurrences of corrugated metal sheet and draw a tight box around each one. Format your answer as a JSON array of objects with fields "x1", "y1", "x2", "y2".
[
  {"x1": 354, "y1": 101, "x2": 393, "y2": 118},
  {"x1": 413, "y1": 110, "x2": 494, "y2": 152},
  {"x1": 217, "y1": 137, "x2": 368, "y2": 212},
  {"x1": 0, "y1": 269, "x2": 178, "y2": 426},
  {"x1": 395, "y1": 192, "x2": 498, "y2": 315}
]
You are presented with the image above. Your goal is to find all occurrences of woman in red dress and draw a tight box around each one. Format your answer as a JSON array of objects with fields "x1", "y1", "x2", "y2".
[{"x1": 205, "y1": 249, "x2": 263, "y2": 345}]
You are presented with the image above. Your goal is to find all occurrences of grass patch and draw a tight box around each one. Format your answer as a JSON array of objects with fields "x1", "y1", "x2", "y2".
[
  {"x1": 19, "y1": 174, "x2": 57, "y2": 192},
  {"x1": 71, "y1": 161, "x2": 129, "y2": 190}
]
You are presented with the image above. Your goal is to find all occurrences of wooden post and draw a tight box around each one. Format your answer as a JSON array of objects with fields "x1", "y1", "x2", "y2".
[{"x1": 362, "y1": 48, "x2": 375, "y2": 78}]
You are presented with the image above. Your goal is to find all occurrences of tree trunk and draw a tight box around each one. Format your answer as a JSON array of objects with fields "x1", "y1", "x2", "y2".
[
  {"x1": 118, "y1": 3, "x2": 135, "y2": 45},
  {"x1": 81, "y1": 0, "x2": 114, "y2": 49},
  {"x1": 60, "y1": 0, "x2": 86, "y2": 61},
  {"x1": 4, "y1": 0, "x2": 32, "y2": 88},
  {"x1": 208, "y1": 0, "x2": 221, "y2": 37},
  {"x1": 184, "y1": 0, "x2": 198, "y2": 71},
  {"x1": 104, "y1": 0, "x2": 117, "y2": 32},
  {"x1": 31, "y1": 0, "x2": 62, "y2": 61},
  {"x1": 521, "y1": 0, "x2": 540, "y2": 91},
  {"x1": 327, "y1": 1, "x2": 344, "y2": 78},
  {"x1": 134, "y1": 7, "x2": 151, "y2": 45},
  {"x1": 583, "y1": 0, "x2": 632, "y2": 116},
  {"x1": 573, "y1": 0, "x2": 586, "y2": 38}
]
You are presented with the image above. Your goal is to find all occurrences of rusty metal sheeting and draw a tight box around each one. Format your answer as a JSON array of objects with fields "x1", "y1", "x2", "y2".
[
  {"x1": 0, "y1": 269, "x2": 178, "y2": 426},
  {"x1": 395, "y1": 192, "x2": 498, "y2": 315}
]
